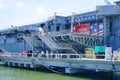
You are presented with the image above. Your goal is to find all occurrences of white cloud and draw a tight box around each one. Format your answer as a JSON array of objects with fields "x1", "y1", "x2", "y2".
[
  {"x1": 15, "y1": 1, "x2": 26, "y2": 9},
  {"x1": 0, "y1": 0, "x2": 26, "y2": 10},
  {"x1": 36, "y1": 6, "x2": 47, "y2": 15},
  {"x1": 0, "y1": 0, "x2": 6, "y2": 10},
  {"x1": 0, "y1": 4, "x2": 4, "y2": 9}
]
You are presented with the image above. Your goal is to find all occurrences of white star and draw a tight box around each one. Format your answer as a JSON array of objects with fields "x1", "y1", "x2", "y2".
[
  {"x1": 92, "y1": 16, "x2": 95, "y2": 19},
  {"x1": 91, "y1": 26, "x2": 93, "y2": 29},
  {"x1": 81, "y1": 18, "x2": 84, "y2": 20},
  {"x1": 85, "y1": 17, "x2": 87, "y2": 20},
  {"x1": 75, "y1": 19, "x2": 78, "y2": 22},
  {"x1": 89, "y1": 17, "x2": 91, "y2": 19},
  {"x1": 94, "y1": 29, "x2": 97, "y2": 32},
  {"x1": 99, "y1": 23, "x2": 103, "y2": 29},
  {"x1": 95, "y1": 23, "x2": 97, "y2": 26}
]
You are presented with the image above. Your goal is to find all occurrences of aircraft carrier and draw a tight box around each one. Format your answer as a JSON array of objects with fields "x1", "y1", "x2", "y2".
[
  {"x1": 0, "y1": 0, "x2": 120, "y2": 74},
  {"x1": 1, "y1": 1, "x2": 120, "y2": 54}
]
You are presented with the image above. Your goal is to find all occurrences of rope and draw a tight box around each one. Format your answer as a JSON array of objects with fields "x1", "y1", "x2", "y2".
[
  {"x1": 39, "y1": 59, "x2": 64, "y2": 74},
  {"x1": 43, "y1": 65, "x2": 64, "y2": 74}
]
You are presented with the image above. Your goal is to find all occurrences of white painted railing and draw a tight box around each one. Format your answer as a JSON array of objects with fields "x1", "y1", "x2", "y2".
[{"x1": 1, "y1": 52, "x2": 120, "y2": 61}]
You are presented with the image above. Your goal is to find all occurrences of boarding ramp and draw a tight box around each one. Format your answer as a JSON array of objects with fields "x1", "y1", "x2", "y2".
[
  {"x1": 23, "y1": 33, "x2": 77, "y2": 54},
  {"x1": 37, "y1": 34, "x2": 78, "y2": 54}
]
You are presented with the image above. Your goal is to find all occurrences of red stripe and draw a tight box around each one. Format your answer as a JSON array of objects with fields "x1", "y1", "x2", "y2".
[{"x1": 91, "y1": 29, "x2": 103, "y2": 36}]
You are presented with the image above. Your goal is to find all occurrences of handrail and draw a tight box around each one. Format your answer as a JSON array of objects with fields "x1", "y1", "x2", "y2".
[{"x1": 1, "y1": 52, "x2": 120, "y2": 61}]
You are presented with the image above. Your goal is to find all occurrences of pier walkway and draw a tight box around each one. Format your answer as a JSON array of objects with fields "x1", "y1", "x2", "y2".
[{"x1": 0, "y1": 53, "x2": 120, "y2": 73}]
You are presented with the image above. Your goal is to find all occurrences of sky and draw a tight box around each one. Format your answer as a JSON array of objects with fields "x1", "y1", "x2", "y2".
[{"x1": 0, "y1": 0, "x2": 117, "y2": 30}]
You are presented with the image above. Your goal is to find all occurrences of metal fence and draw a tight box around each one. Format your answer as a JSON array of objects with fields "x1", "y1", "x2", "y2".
[{"x1": 1, "y1": 52, "x2": 120, "y2": 61}]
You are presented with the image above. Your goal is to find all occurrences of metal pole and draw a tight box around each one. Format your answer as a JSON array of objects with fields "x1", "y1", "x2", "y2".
[
  {"x1": 23, "y1": 39, "x2": 26, "y2": 51},
  {"x1": 103, "y1": 17, "x2": 107, "y2": 45},
  {"x1": 71, "y1": 13, "x2": 75, "y2": 32},
  {"x1": 32, "y1": 35, "x2": 34, "y2": 53},
  {"x1": 54, "y1": 13, "x2": 57, "y2": 32}
]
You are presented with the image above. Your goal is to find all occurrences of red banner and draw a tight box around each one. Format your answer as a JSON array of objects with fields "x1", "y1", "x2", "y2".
[{"x1": 75, "y1": 23, "x2": 90, "y2": 35}]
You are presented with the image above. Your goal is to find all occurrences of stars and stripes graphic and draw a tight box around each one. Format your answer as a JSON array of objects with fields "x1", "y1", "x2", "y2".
[
  {"x1": 90, "y1": 23, "x2": 104, "y2": 36},
  {"x1": 66, "y1": 14, "x2": 104, "y2": 36}
]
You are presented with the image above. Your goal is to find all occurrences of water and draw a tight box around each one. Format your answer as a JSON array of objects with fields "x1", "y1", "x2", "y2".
[{"x1": 0, "y1": 66, "x2": 120, "y2": 80}]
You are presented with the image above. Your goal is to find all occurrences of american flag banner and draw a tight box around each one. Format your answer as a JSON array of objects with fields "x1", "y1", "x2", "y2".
[
  {"x1": 90, "y1": 22, "x2": 104, "y2": 36},
  {"x1": 98, "y1": 23, "x2": 104, "y2": 36}
]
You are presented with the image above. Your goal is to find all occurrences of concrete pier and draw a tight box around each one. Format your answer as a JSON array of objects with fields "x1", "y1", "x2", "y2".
[{"x1": 0, "y1": 54, "x2": 120, "y2": 73}]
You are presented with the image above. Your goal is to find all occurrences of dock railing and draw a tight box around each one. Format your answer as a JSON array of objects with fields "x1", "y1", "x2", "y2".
[{"x1": 1, "y1": 52, "x2": 120, "y2": 61}]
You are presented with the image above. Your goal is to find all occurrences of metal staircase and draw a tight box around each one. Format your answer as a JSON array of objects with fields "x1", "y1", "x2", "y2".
[
  {"x1": 23, "y1": 34, "x2": 44, "y2": 51},
  {"x1": 37, "y1": 34, "x2": 78, "y2": 54},
  {"x1": 38, "y1": 34, "x2": 56, "y2": 49},
  {"x1": 23, "y1": 35, "x2": 33, "y2": 47},
  {"x1": 22, "y1": 33, "x2": 77, "y2": 54},
  {"x1": 22, "y1": 32, "x2": 103, "y2": 54}
]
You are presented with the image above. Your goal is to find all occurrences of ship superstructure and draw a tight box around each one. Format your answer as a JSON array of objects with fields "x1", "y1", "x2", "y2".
[{"x1": 0, "y1": 1, "x2": 120, "y2": 54}]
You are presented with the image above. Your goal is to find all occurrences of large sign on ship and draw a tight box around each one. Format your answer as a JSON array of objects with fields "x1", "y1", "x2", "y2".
[{"x1": 75, "y1": 23, "x2": 90, "y2": 35}]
